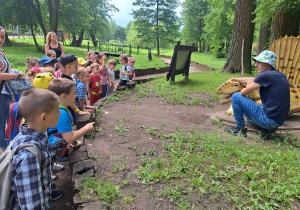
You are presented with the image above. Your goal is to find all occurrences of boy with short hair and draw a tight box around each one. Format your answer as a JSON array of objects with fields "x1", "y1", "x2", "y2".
[
  {"x1": 47, "y1": 78, "x2": 94, "y2": 158},
  {"x1": 10, "y1": 88, "x2": 60, "y2": 209},
  {"x1": 75, "y1": 67, "x2": 92, "y2": 111},
  {"x1": 59, "y1": 54, "x2": 90, "y2": 121}
]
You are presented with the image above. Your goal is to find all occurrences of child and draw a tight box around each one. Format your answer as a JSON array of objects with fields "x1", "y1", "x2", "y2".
[
  {"x1": 26, "y1": 57, "x2": 40, "y2": 82},
  {"x1": 119, "y1": 54, "x2": 132, "y2": 86},
  {"x1": 96, "y1": 53, "x2": 111, "y2": 98},
  {"x1": 46, "y1": 50, "x2": 57, "y2": 59},
  {"x1": 89, "y1": 63, "x2": 102, "y2": 106},
  {"x1": 128, "y1": 57, "x2": 136, "y2": 81},
  {"x1": 47, "y1": 78, "x2": 95, "y2": 160},
  {"x1": 86, "y1": 51, "x2": 96, "y2": 69},
  {"x1": 75, "y1": 67, "x2": 91, "y2": 111},
  {"x1": 10, "y1": 88, "x2": 61, "y2": 209},
  {"x1": 78, "y1": 57, "x2": 87, "y2": 67},
  {"x1": 60, "y1": 54, "x2": 89, "y2": 118},
  {"x1": 107, "y1": 59, "x2": 119, "y2": 96}
]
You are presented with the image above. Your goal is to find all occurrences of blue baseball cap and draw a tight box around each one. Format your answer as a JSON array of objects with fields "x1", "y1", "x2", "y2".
[{"x1": 39, "y1": 57, "x2": 57, "y2": 67}]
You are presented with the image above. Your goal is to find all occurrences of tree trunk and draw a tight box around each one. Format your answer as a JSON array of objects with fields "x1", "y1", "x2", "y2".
[
  {"x1": 222, "y1": 0, "x2": 256, "y2": 73},
  {"x1": 90, "y1": 30, "x2": 98, "y2": 47},
  {"x1": 156, "y1": 0, "x2": 160, "y2": 55},
  {"x1": 23, "y1": 0, "x2": 42, "y2": 52},
  {"x1": 270, "y1": 9, "x2": 300, "y2": 45},
  {"x1": 71, "y1": 33, "x2": 77, "y2": 46},
  {"x1": 48, "y1": 0, "x2": 60, "y2": 32},
  {"x1": 199, "y1": 40, "x2": 202, "y2": 52},
  {"x1": 77, "y1": 30, "x2": 84, "y2": 47},
  {"x1": 257, "y1": 19, "x2": 271, "y2": 55}
]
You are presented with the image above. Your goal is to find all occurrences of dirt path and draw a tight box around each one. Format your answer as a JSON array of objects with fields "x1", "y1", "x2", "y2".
[{"x1": 87, "y1": 91, "x2": 226, "y2": 209}]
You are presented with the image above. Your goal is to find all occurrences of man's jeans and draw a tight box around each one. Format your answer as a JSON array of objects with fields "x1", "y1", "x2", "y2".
[
  {"x1": 231, "y1": 92, "x2": 281, "y2": 129},
  {"x1": 0, "y1": 94, "x2": 9, "y2": 149}
]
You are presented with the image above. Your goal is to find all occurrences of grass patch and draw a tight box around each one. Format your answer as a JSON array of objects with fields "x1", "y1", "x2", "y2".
[
  {"x1": 133, "y1": 127, "x2": 300, "y2": 208},
  {"x1": 80, "y1": 177, "x2": 120, "y2": 207},
  {"x1": 4, "y1": 38, "x2": 167, "y2": 72},
  {"x1": 135, "y1": 70, "x2": 254, "y2": 105}
]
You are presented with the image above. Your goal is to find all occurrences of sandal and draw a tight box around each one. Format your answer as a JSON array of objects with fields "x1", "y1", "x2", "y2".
[{"x1": 70, "y1": 140, "x2": 82, "y2": 148}]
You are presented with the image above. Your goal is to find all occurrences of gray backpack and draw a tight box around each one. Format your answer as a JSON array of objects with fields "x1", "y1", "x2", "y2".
[{"x1": 0, "y1": 135, "x2": 41, "y2": 210}]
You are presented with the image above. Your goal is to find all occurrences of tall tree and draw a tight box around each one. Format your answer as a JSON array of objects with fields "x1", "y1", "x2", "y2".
[
  {"x1": 132, "y1": 0, "x2": 180, "y2": 55},
  {"x1": 181, "y1": 0, "x2": 209, "y2": 52},
  {"x1": 254, "y1": 0, "x2": 300, "y2": 46},
  {"x1": 203, "y1": 0, "x2": 235, "y2": 53},
  {"x1": 48, "y1": 0, "x2": 60, "y2": 32},
  {"x1": 257, "y1": 19, "x2": 271, "y2": 55},
  {"x1": 114, "y1": 26, "x2": 126, "y2": 42},
  {"x1": 222, "y1": 0, "x2": 256, "y2": 73}
]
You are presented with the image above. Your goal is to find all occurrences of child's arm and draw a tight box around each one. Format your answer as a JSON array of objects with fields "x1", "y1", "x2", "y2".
[
  {"x1": 62, "y1": 122, "x2": 95, "y2": 143},
  {"x1": 100, "y1": 57, "x2": 106, "y2": 71},
  {"x1": 107, "y1": 74, "x2": 112, "y2": 87},
  {"x1": 79, "y1": 99, "x2": 85, "y2": 111}
]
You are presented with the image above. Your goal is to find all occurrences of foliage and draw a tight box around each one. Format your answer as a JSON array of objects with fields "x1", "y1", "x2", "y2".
[
  {"x1": 254, "y1": 0, "x2": 300, "y2": 24},
  {"x1": 114, "y1": 26, "x2": 126, "y2": 42},
  {"x1": 132, "y1": 0, "x2": 180, "y2": 55},
  {"x1": 181, "y1": 0, "x2": 209, "y2": 50},
  {"x1": 203, "y1": 0, "x2": 235, "y2": 53}
]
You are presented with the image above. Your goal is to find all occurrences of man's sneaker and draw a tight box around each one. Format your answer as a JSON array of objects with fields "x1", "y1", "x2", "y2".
[
  {"x1": 51, "y1": 190, "x2": 64, "y2": 201},
  {"x1": 57, "y1": 156, "x2": 68, "y2": 162},
  {"x1": 53, "y1": 163, "x2": 65, "y2": 172},
  {"x1": 225, "y1": 126, "x2": 247, "y2": 137},
  {"x1": 51, "y1": 174, "x2": 57, "y2": 181},
  {"x1": 259, "y1": 128, "x2": 278, "y2": 139}
]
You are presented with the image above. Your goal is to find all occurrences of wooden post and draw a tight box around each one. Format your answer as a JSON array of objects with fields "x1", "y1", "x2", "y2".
[
  {"x1": 88, "y1": 41, "x2": 90, "y2": 52},
  {"x1": 241, "y1": 38, "x2": 244, "y2": 77},
  {"x1": 129, "y1": 45, "x2": 131, "y2": 56}
]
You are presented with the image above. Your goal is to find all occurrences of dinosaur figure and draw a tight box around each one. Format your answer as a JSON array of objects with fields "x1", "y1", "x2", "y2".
[{"x1": 216, "y1": 80, "x2": 300, "y2": 115}]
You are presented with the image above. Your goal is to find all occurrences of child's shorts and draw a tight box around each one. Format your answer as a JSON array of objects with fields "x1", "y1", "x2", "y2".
[{"x1": 90, "y1": 94, "x2": 100, "y2": 105}]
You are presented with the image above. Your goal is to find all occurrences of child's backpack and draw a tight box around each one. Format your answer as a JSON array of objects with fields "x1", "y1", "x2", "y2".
[
  {"x1": 5, "y1": 102, "x2": 23, "y2": 146},
  {"x1": 0, "y1": 135, "x2": 41, "y2": 210}
]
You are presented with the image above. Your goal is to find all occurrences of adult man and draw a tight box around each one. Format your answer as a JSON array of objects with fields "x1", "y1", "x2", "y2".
[{"x1": 225, "y1": 50, "x2": 290, "y2": 139}]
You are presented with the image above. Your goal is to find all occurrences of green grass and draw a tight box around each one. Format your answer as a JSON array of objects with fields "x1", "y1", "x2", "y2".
[
  {"x1": 133, "y1": 127, "x2": 300, "y2": 209},
  {"x1": 3, "y1": 39, "x2": 167, "y2": 72},
  {"x1": 160, "y1": 49, "x2": 227, "y2": 71},
  {"x1": 134, "y1": 70, "x2": 254, "y2": 105},
  {"x1": 80, "y1": 178, "x2": 120, "y2": 207}
]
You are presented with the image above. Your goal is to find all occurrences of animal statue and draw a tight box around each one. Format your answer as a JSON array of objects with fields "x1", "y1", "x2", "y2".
[
  {"x1": 32, "y1": 72, "x2": 55, "y2": 89},
  {"x1": 216, "y1": 80, "x2": 300, "y2": 115},
  {"x1": 217, "y1": 35, "x2": 300, "y2": 116}
]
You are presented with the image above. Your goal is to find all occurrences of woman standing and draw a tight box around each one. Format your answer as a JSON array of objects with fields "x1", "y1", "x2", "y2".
[
  {"x1": 45, "y1": 31, "x2": 65, "y2": 59},
  {"x1": 0, "y1": 26, "x2": 24, "y2": 151}
]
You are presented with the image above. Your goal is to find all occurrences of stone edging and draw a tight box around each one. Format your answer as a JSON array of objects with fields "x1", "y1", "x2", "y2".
[{"x1": 67, "y1": 81, "x2": 140, "y2": 209}]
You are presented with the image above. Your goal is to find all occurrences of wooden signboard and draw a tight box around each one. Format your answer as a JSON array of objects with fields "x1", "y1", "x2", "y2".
[{"x1": 166, "y1": 41, "x2": 195, "y2": 84}]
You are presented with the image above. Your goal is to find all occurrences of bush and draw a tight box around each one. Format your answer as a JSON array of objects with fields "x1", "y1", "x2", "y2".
[{"x1": 215, "y1": 51, "x2": 226, "y2": 59}]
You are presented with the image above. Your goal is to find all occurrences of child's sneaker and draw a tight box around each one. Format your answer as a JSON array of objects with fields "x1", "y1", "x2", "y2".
[
  {"x1": 225, "y1": 126, "x2": 247, "y2": 137},
  {"x1": 57, "y1": 156, "x2": 68, "y2": 162},
  {"x1": 51, "y1": 174, "x2": 57, "y2": 181},
  {"x1": 53, "y1": 163, "x2": 65, "y2": 172},
  {"x1": 51, "y1": 190, "x2": 64, "y2": 201},
  {"x1": 259, "y1": 128, "x2": 278, "y2": 139}
]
